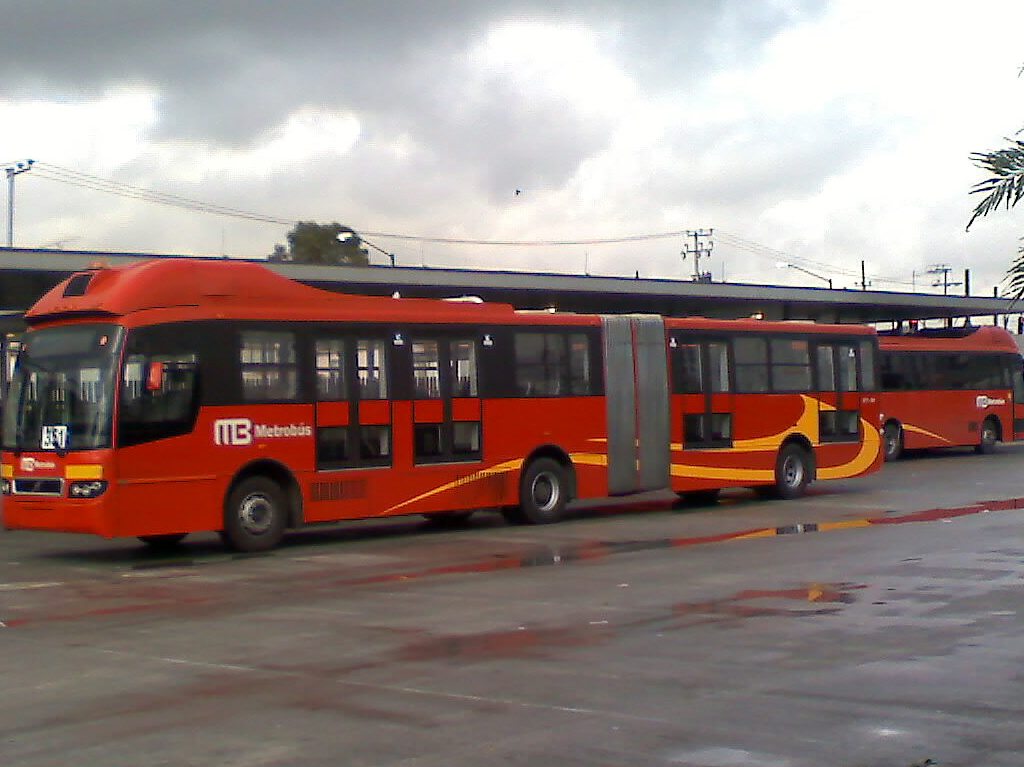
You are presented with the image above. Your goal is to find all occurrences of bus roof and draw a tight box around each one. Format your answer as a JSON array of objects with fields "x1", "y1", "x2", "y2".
[
  {"x1": 24, "y1": 258, "x2": 878, "y2": 337},
  {"x1": 662, "y1": 316, "x2": 875, "y2": 337},
  {"x1": 23, "y1": 258, "x2": 556, "y2": 327},
  {"x1": 878, "y1": 325, "x2": 1020, "y2": 354}
]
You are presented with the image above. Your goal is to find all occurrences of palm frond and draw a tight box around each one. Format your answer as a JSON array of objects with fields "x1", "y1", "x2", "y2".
[
  {"x1": 968, "y1": 139, "x2": 1024, "y2": 229},
  {"x1": 1001, "y1": 237, "x2": 1024, "y2": 301}
]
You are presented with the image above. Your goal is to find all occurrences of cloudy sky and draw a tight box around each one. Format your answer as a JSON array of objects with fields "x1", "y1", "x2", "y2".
[{"x1": 1, "y1": 0, "x2": 1022, "y2": 295}]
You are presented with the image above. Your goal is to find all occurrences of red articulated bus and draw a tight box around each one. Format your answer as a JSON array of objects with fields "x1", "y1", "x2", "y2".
[
  {"x1": 878, "y1": 325, "x2": 1024, "y2": 460},
  {"x1": 1, "y1": 259, "x2": 883, "y2": 551}
]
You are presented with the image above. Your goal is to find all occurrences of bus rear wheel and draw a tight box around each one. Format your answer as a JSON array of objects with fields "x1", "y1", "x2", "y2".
[
  {"x1": 883, "y1": 422, "x2": 903, "y2": 462},
  {"x1": 222, "y1": 477, "x2": 287, "y2": 552},
  {"x1": 771, "y1": 443, "x2": 811, "y2": 500},
  {"x1": 976, "y1": 417, "x2": 998, "y2": 455},
  {"x1": 515, "y1": 458, "x2": 568, "y2": 525}
]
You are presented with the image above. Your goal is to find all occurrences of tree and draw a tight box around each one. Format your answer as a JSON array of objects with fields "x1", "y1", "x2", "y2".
[
  {"x1": 970, "y1": 139, "x2": 1024, "y2": 299},
  {"x1": 968, "y1": 67, "x2": 1024, "y2": 298},
  {"x1": 271, "y1": 222, "x2": 370, "y2": 266}
]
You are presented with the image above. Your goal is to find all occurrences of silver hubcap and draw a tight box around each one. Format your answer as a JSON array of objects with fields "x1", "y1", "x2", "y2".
[
  {"x1": 531, "y1": 472, "x2": 560, "y2": 512},
  {"x1": 238, "y1": 493, "x2": 275, "y2": 536},
  {"x1": 782, "y1": 455, "x2": 803, "y2": 487},
  {"x1": 885, "y1": 429, "x2": 899, "y2": 455}
]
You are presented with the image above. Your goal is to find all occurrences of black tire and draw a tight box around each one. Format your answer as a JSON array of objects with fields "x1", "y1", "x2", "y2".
[
  {"x1": 976, "y1": 417, "x2": 998, "y2": 455},
  {"x1": 772, "y1": 443, "x2": 811, "y2": 500},
  {"x1": 138, "y1": 533, "x2": 188, "y2": 549},
  {"x1": 883, "y1": 422, "x2": 903, "y2": 462},
  {"x1": 677, "y1": 489, "x2": 721, "y2": 506},
  {"x1": 222, "y1": 476, "x2": 287, "y2": 552},
  {"x1": 517, "y1": 458, "x2": 568, "y2": 525}
]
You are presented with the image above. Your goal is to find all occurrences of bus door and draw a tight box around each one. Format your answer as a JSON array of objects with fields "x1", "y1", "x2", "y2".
[
  {"x1": 671, "y1": 336, "x2": 733, "y2": 453},
  {"x1": 602, "y1": 316, "x2": 670, "y2": 495},
  {"x1": 814, "y1": 341, "x2": 863, "y2": 442},
  {"x1": 409, "y1": 337, "x2": 482, "y2": 467},
  {"x1": 309, "y1": 336, "x2": 391, "y2": 520}
]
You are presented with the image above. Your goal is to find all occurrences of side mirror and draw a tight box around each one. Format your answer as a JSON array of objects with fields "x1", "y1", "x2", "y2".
[{"x1": 146, "y1": 361, "x2": 165, "y2": 392}]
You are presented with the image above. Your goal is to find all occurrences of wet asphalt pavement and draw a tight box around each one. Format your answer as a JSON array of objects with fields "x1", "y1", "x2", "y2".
[{"x1": 2, "y1": 445, "x2": 1024, "y2": 766}]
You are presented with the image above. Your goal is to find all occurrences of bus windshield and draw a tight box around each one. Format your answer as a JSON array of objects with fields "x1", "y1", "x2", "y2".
[{"x1": 1, "y1": 324, "x2": 123, "y2": 452}]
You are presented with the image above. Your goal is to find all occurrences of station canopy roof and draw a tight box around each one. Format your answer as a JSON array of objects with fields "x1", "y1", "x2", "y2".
[{"x1": 0, "y1": 247, "x2": 1015, "y2": 333}]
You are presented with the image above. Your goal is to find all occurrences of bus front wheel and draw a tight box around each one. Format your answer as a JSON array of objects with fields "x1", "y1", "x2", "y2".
[
  {"x1": 883, "y1": 422, "x2": 903, "y2": 462},
  {"x1": 516, "y1": 458, "x2": 568, "y2": 525},
  {"x1": 976, "y1": 417, "x2": 998, "y2": 455},
  {"x1": 222, "y1": 476, "x2": 287, "y2": 552}
]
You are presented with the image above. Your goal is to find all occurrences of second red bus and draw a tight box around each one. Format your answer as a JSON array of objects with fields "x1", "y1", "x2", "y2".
[{"x1": 878, "y1": 325, "x2": 1024, "y2": 460}]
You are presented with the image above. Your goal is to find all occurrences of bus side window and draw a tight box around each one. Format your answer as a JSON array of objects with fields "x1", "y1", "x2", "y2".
[
  {"x1": 733, "y1": 337, "x2": 768, "y2": 393},
  {"x1": 314, "y1": 339, "x2": 346, "y2": 400},
  {"x1": 837, "y1": 344, "x2": 858, "y2": 392},
  {"x1": 770, "y1": 338, "x2": 811, "y2": 392},
  {"x1": 412, "y1": 340, "x2": 441, "y2": 398},
  {"x1": 357, "y1": 339, "x2": 388, "y2": 400},
  {"x1": 240, "y1": 330, "x2": 298, "y2": 401},
  {"x1": 515, "y1": 333, "x2": 568, "y2": 397},
  {"x1": 120, "y1": 352, "x2": 199, "y2": 446},
  {"x1": 450, "y1": 340, "x2": 479, "y2": 397},
  {"x1": 817, "y1": 345, "x2": 837, "y2": 391},
  {"x1": 1014, "y1": 359, "x2": 1024, "y2": 402},
  {"x1": 859, "y1": 340, "x2": 877, "y2": 390},
  {"x1": 568, "y1": 334, "x2": 590, "y2": 395},
  {"x1": 708, "y1": 342, "x2": 730, "y2": 393},
  {"x1": 672, "y1": 343, "x2": 703, "y2": 394}
]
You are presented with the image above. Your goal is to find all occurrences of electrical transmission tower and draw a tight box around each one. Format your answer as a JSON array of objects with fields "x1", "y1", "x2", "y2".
[
  {"x1": 927, "y1": 264, "x2": 962, "y2": 295},
  {"x1": 681, "y1": 229, "x2": 714, "y2": 282}
]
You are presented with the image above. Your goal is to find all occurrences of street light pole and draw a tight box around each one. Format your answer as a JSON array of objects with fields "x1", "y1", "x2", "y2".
[
  {"x1": 775, "y1": 261, "x2": 832, "y2": 289},
  {"x1": 5, "y1": 159, "x2": 34, "y2": 247}
]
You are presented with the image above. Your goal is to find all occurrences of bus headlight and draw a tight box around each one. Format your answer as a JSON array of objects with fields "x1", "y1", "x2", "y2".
[
  {"x1": 1, "y1": 478, "x2": 10, "y2": 495},
  {"x1": 69, "y1": 480, "x2": 108, "y2": 498}
]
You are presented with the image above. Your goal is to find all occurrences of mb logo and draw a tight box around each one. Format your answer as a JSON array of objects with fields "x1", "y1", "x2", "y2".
[{"x1": 214, "y1": 418, "x2": 253, "y2": 446}]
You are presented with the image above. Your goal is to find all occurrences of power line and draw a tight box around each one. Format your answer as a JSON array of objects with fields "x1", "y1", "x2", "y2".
[
  {"x1": 25, "y1": 162, "x2": 929, "y2": 288},
  {"x1": 31, "y1": 163, "x2": 293, "y2": 225},
  {"x1": 715, "y1": 230, "x2": 919, "y2": 288}
]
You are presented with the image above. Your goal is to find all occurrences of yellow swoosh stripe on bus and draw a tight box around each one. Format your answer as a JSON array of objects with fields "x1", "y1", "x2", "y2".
[
  {"x1": 378, "y1": 459, "x2": 523, "y2": 516},
  {"x1": 670, "y1": 464, "x2": 775, "y2": 482},
  {"x1": 816, "y1": 418, "x2": 882, "y2": 480},
  {"x1": 380, "y1": 397, "x2": 877, "y2": 515},
  {"x1": 901, "y1": 424, "x2": 953, "y2": 444},
  {"x1": 670, "y1": 395, "x2": 822, "y2": 453},
  {"x1": 671, "y1": 415, "x2": 880, "y2": 482}
]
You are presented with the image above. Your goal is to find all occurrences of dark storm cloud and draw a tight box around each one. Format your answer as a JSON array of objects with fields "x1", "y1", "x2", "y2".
[
  {"x1": 1, "y1": 0, "x2": 833, "y2": 252},
  {"x1": 0, "y1": 1, "x2": 823, "y2": 146}
]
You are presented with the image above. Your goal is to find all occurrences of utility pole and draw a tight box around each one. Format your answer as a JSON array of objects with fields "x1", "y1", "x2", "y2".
[
  {"x1": 927, "y1": 264, "x2": 962, "y2": 295},
  {"x1": 855, "y1": 260, "x2": 872, "y2": 290},
  {"x1": 5, "y1": 159, "x2": 34, "y2": 247},
  {"x1": 681, "y1": 228, "x2": 713, "y2": 282}
]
